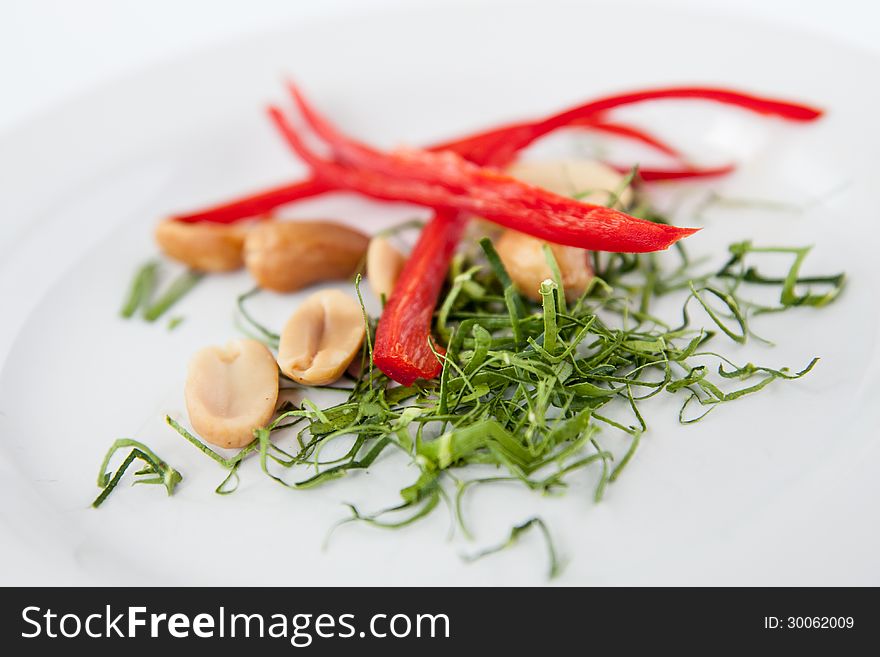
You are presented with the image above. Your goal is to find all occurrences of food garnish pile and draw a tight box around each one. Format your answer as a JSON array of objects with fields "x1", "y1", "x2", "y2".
[{"x1": 97, "y1": 84, "x2": 844, "y2": 575}]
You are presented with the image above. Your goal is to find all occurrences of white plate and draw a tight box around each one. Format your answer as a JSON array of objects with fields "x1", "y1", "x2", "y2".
[{"x1": 1, "y1": 2, "x2": 879, "y2": 586}]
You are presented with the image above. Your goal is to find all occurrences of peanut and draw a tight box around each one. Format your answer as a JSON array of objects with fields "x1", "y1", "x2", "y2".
[
  {"x1": 366, "y1": 236, "x2": 406, "y2": 301},
  {"x1": 155, "y1": 219, "x2": 248, "y2": 272},
  {"x1": 277, "y1": 289, "x2": 365, "y2": 385},
  {"x1": 495, "y1": 230, "x2": 593, "y2": 302},
  {"x1": 244, "y1": 221, "x2": 369, "y2": 293},
  {"x1": 184, "y1": 339, "x2": 279, "y2": 449},
  {"x1": 505, "y1": 159, "x2": 633, "y2": 206},
  {"x1": 493, "y1": 160, "x2": 630, "y2": 301}
]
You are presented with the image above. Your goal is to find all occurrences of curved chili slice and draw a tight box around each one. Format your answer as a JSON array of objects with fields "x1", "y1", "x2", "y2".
[
  {"x1": 372, "y1": 209, "x2": 465, "y2": 385},
  {"x1": 431, "y1": 86, "x2": 822, "y2": 167},
  {"x1": 617, "y1": 163, "x2": 737, "y2": 181}
]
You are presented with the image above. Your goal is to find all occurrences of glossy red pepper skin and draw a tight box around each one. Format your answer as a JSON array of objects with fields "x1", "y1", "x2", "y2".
[
  {"x1": 371, "y1": 209, "x2": 465, "y2": 385},
  {"x1": 273, "y1": 94, "x2": 698, "y2": 253}
]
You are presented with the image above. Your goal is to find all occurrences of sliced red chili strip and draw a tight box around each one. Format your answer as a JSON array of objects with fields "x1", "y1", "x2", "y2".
[
  {"x1": 172, "y1": 178, "x2": 330, "y2": 224},
  {"x1": 285, "y1": 87, "x2": 700, "y2": 249},
  {"x1": 372, "y1": 209, "x2": 466, "y2": 385},
  {"x1": 167, "y1": 103, "x2": 523, "y2": 224},
  {"x1": 267, "y1": 104, "x2": 698, "y2": 253},
  {"x1": 616, "y1": 163, "x2": 737, "y2": 181},
  {"x1": 169, "y1": 135, "x2": 692, "y2": 225},
  {"x1": 431, "y1": 86, "x2": 822, "y2": 167}
]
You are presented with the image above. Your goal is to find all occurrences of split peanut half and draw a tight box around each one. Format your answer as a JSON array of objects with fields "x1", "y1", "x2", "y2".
[
  {"x1": 244, "y1": 221, "x2": 369, "y2": 292},
  {"x1": 184, "y1": 339, "x2": 279, "y2": 449},
  {"x1": 277, "y1": 289, "x2": 365, "y2": 385}
]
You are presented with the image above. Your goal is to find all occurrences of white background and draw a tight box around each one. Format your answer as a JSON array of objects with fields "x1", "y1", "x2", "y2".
[{"x1": 1, "y1": 0, "x2": 879, "y2": 134}]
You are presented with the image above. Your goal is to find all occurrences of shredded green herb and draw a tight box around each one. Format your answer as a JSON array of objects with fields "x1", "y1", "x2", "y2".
[
  {"x1": 236, "y1": 287, "x2": 280, "y2": 349},
  {"x1": 463, "y1": 517, "x2": 560, "y2": 578},
  {"x1": 92, "y1": 439, "x2": 182, "y2": 508},
  {"x1": 104, "y1": 191, "x2": 845, "y2": 577}
]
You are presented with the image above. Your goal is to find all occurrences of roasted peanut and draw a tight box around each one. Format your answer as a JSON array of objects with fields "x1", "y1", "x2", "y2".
[
  {"x1": 506, "y1": 159, "x2": 633, "y2": 206},
  {"x1": 277, "y1": 289, "x2": 365, "y2": 385},
  {"x1": 366, "y1": 236, "x2": 406, "y2": 301},
  {"x1": 155, "y1": 219, "x2": 248, "y2": 272},
  {"x1": 492, "y1": 160, "x2": 628, "y2": 301},
  {"x1": 244, "y1": 221, "x2": 369, "y2": 293},
  {"x1": 184, "y1": 339, "x2": 279, "y2": 449},
  {"x1": 495, "y1": 230, "x2": 592, "y2": 302}
]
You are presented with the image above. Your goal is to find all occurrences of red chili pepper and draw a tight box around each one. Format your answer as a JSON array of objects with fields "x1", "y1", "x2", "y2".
[
  {"x1": 268, "y1": 92, "x2": 704, "y2": 386},
  {"x1": 616, "y1": 163, "x2": 737, "y2": 181},
  {"x1": 166, "y1": 116, "x2": 518, "y2": 224},
  {"x1": 172, "y1": 85, "x2": 819, "y2": 224},
  {"x1": 269, "y1": 85, "x2": 817, "y2": 384},
  {"x1": 183, "y1": 85, "x2": 819, "y2": 385},
  {"x1": 172, "y1": 178, "x2": 330, "y2": 224},
  {"x1": 172, "y1": 120, "x2": 679, "y2": 224},
  {"x1": 372, "y1": 209, "x2": 465, "y2": 385},
  {"x1": 431, "y1": 86, "x2": 822, "y2": 167},
  {"x1": 267, "y1": 103, "x2": 697, "y2": 253},
  {"x1": 284, "y1": 87, "x2": 698, "y2": 249}
]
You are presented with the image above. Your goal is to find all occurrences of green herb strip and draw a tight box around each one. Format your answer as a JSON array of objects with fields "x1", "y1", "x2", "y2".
[
  {"x1": 92, "y1": 439, "x2": 182, "y2": 507},
  {"x1": 121, "y1": 261, "x2": 204, "y2": 324},
  {"x1": 144, "y1": 270, "x2": 203, "y2": 322},
  {"x1": 120, "y1": 261, "x2": 158, "y2": 318}
]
